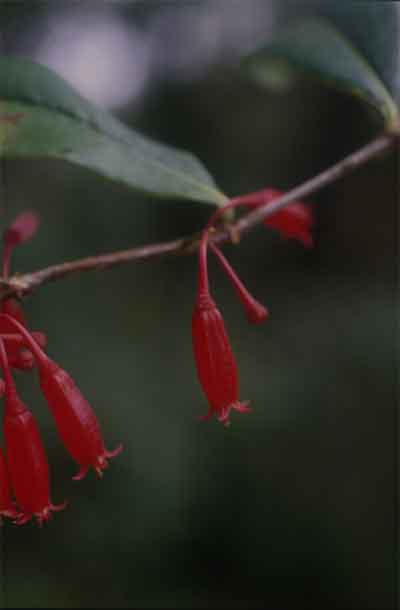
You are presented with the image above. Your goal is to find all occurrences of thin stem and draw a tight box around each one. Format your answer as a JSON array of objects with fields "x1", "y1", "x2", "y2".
[
  {"x1": 205, "y1": 197, "x2": 244, "y2": 233},
  {"x1": 235, "y1": 131, "x2": 397, "y2": 234},
  {"x1": 210, "y1": 243, "x2": 256, "y2": 304},
  {"x1": 0, "y1": 332, "x2": 44, "y2": 346},
  {"x1": 198, "y1": 197, "x2": 245, "y2": 293},
  {"x1": 0, "y1": 337, "x2": 16, "y2": 397},
  {"x1": 198, "y1": 235, "x2": 209, "y2": 294},
  {"x1": 0, "y1": 130, "x2": 397, "y2": 299},
  {"x1": 0, "y1": 315, "x2": 46, "y2": 365},
  {"x1": 210, "y1": 243, "x2": 268, "y2": 323},
  {"x1": 2, "y1": 244, "x2": 11, "y2": 280}
]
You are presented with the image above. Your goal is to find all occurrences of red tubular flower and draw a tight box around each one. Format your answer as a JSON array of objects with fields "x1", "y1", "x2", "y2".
[
  {"x1": 4, "y1": 405, "x2": 66, "y2": 525},
  {"x1": 192, "y1": 292, "x2": 251, "y2": 425},
  {"x1": 210, "y1": 243, "x2": 269, "y2": 324},
  {"x1": 0, "y1": 338, "x2": 65, "y2": 525},
  {"x1": 235, "y1": 188, "x2": 314, "y2": 248},
  {"x1": 39, "y1": 360, "x2": 123, "y2": 480},
  {"x1": 0, "y1": 315, "x2": 122, "y2": 480},
  {"x1": 192, "y1": 227, "x2": 251, "y2": 426},
  {"x1": 0, "y1": 447, "x2": 20, "y2": 522}
]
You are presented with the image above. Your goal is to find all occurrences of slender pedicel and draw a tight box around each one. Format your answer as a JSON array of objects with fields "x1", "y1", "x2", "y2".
[{"x1": 210, "y1": 243, "x2": 268, "y2": 324}]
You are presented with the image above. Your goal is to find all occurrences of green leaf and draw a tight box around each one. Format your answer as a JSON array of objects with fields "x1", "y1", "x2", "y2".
[
  {"x1": 281, "y1": 1, "x2": 400, "y2": 103},
  {"x1": 0, "y1": 56, "x2": 226, "y2": 206},
  {"x1": 245, "y1": 17, "x2": 399, "y2": 128}
]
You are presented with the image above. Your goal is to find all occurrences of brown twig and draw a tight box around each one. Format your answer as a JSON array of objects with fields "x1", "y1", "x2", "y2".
[{"x1": 2, "y1": 130, "x2": 398, "y2": 299}]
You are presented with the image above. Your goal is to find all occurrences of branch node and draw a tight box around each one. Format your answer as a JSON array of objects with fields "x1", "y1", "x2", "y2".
[{"x1": 0, "y1": 131, "x2": 395, "y2": 297}]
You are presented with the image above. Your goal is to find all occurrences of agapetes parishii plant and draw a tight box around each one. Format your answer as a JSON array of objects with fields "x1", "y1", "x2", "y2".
[{"x1": 0, "y1": 13, "x2": 398, "y2": 525}]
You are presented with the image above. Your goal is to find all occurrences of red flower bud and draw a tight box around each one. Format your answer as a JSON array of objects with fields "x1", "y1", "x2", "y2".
[
  {"x1": 192, "y1": 291, "x2": 251, "y2": 425},
  {"x1": 0, "y1": 339, "x2": 65, "y2": 525},
  {"x1": 210, "y1": 244, "x2": 269, "y2": 324},
  {"x1": 3, "y1": 210, "x2": 39, "y2": 249},
  {"x1": 235, "y1": 188, "x2": 314, "y2": 248},
  {"x1": 0, "y1": 315, "x2": 122, "y2": 480},
  {"x1": 0, "y1": 447, "x2": 20, "y2": 522},
  {"x1": 2, "y1": 211, "x2": 40, "y2": 278}
]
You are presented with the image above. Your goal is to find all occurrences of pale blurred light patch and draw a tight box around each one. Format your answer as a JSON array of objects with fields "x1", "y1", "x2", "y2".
[
  {"x1": 149, "y1": 1, "x2": 275, "y2": 81},
  {"x1": 32, "y1": 2, "x2": 276, "y2": 105},
  {"x1": 34, "y1": 9, "x2": 151, "y2": 108},
  {"x1": 149, "y1": 5, "x2": 221, "y2": 80}
]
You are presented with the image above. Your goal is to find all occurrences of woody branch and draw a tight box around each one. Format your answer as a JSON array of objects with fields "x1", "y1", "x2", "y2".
[{"x1": 1, "y1": 129, "x2": 398, "y2": 299}]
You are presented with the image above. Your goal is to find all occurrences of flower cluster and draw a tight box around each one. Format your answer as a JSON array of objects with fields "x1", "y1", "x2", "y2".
[
  {"x1": 0, "y1": 187, "x2": 312, "y2": 523},
  {"x1": 192, "y1": 189, "x2": 313, "y2": 426},
  {"x1": 0, "y1": 212, "x2": 122, "y2": 526}
]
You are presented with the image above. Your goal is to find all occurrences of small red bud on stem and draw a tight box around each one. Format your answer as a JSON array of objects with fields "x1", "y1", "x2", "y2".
[
  {"x1": 210, "y1": 243, "x2": 269, "y2": 324},
  {"x1": 2, "y1": 210, "x2": 40, "y2": 278}
]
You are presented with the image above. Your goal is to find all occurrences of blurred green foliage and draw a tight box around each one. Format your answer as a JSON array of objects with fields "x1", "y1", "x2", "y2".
[{"x1": 0, "y1": 2, "x2": 396, "y2": 609}]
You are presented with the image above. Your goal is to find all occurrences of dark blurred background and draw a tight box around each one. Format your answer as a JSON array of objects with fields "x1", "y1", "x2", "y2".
[{"x1": 0, "y1": 2, "x2": 397, "y2": 609}]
